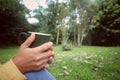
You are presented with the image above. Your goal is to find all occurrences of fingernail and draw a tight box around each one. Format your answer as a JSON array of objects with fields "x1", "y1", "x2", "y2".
[
  {"x1": 50, "y1": 56, "x2": 53, "y2": 59},
  {"x1": 49, "y1": 42, "x2": 53, "y2": 45}
]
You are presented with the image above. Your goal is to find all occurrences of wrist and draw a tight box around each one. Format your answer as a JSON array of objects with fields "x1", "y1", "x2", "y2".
[{"x1": 12, "y1": 56, "x2": 25, "y2": 73}]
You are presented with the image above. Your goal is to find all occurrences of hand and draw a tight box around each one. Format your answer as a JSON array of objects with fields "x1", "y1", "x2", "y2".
[{"x1": 13, "y1": 33, "x2": 54, "y2": 73}]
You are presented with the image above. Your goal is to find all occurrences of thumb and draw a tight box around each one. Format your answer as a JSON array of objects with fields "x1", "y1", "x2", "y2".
[{"x1": 22, "y1": 33, "x2": 35, "y2": 48}]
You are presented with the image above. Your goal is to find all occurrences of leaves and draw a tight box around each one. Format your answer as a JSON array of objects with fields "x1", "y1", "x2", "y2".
[
  {"x1": 0, "y1": 0, "x2": 30, "y2": 46},
  {"x1": 59, "y1": 66, "x2": 70, "y2": 76}
]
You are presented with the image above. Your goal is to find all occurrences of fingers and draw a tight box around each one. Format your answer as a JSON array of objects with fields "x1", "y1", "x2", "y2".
[
  {"x1": 35, "y1": 42, "x2": 53, "y2": 52},
  {"x1": 33, "y1": 58, "x2": 49, "y2": 71},
  {"x1": 39, "y1": 50, "x2": 54, "y2": 60},
  {"x1": 22, "y1": 33, "x2": 35, "y2": 48},
  {"x1": 44, "y1": 64, "x2": 49, "y2": 69},
  {"x1": 48, "y1": 56, "x2": 53, "y2": 64},
  {"x1": 32, "y1": 51, "x2": 54, "y2": 71}
]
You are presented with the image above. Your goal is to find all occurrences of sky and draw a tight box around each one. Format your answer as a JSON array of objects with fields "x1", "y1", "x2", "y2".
[
  {"x1": 22, "y1": 0, "x2": 66, "y2": 10},
  {"x1": 22, "y1": 0, "x2": 47, "y2": 23},
  {"x1": 23, "y1": 0, "x2": 47, "y2": 10}
]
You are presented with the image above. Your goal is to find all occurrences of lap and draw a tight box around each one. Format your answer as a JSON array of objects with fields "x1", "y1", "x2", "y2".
[{"x1": 25, "y1": 69, "x2": 56, "y2": 80}]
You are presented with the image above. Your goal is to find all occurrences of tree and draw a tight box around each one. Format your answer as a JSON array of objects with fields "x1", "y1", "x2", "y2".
[
  {"x1": 34, "y1": 0, "x2": 60, "y2": 43},
  {"x1": 56, "y1": 3, "x2": 70, "y2": 45},
  {"x1": 33, "y1": 0, "x2": 98, "y2": 46},
  {"x1": 68, "y1": 0, "x2": 98, "y2": 46},
  {"x1": 92, "y1": 0, "x2": 120, "y2": 46},
  {"x1": 0, "y1": 0, "x2": 30, "y2": 46}
]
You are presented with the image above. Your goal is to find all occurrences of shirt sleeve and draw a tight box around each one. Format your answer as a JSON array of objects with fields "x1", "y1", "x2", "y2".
[{"x1": 0, "y1": 59, "x2": 26, "y2": 80}]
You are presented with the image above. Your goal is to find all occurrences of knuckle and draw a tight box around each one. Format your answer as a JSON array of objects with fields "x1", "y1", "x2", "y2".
[
  {"x1": 33, "y1": 64, "x2": 44, "y2": 71},
  {"x1": 33, "y1": 56, "x2": 40, "y2": 62},
  {"x1": 47, "y1": 50, "x2": 51, "y2": 53},
  {"x1": 52, "y1": 51, "x2": 55, "y2": 55},
  {"x1": 46, "y1": 42, "x2": 52, "y2": 48},
  {"x1": 32, "y1": 49, "x2": 38, "y2": 54},
  {"x1": 50, "y1": 51, "x2": 54, "y2": 56},
  {"x1": 34, "y1": 63, "x2": 40, "y2": 70}
]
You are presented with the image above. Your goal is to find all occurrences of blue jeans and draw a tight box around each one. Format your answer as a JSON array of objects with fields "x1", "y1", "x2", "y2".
[{"x1": 25, "y1": 69, "x2": 56, "y2": 80}]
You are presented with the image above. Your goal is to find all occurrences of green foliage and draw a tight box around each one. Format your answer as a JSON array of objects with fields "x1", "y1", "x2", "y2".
[
  {"x1": 1, "y1": 0, "x2": 119, "y2": 46},
  {"x1": 33, "y1": 1, "x2": 60, "y2": 43},
  {"x1": 67, "y1": 0, "x2": 99, "y2": 46},
  {"x1": 33, "y1": 0, "x2": 98, "y2": 46},
  {"x1": 62, "y1": 43, "x2": 73, "y2": 51},
  {"x1": 92, "y1": 0, "x2": 120, "y2": 46},
  {"x1": 0, "y1": 0, "x2": 30, "y2": 46},
  {"x1": 97, "y1": 0, "x2": 120, "y2": 29}
]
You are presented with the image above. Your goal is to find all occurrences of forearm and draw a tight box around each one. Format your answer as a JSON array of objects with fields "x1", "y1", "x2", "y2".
[{"x1": 0, "y1": 59, "x2": 26, "y2": 80}]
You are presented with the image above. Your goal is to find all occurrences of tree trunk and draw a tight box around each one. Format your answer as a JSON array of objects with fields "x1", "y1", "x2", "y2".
[
  {"x1": 56, "y1": 27, "x2": 60, "y2": 45},
  {"x1": 77, "y1": 26, "x2": 81, "y2": 47},
  {"x1": 74, "y1": 26, "x2": 77, "y2": 45}
]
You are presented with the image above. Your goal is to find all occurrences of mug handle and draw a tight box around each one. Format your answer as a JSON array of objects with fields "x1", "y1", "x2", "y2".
[{"x1": 18, "y1": 32, "x2": 29, "y2": 45}]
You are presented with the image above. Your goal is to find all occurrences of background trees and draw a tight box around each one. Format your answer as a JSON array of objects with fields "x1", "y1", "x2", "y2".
[
  {"x1": 91, "y1": 0, "x2": 120, "y2": 46},
  {"x1": 68, "y1": 0, "x2": 95, "y2": 46},
  {"x1": 0, "y1": 0, "x2": 119, "y2": 47},
  {"x1": 0, "y1": 0, "x2": 30, "y2": 46}
]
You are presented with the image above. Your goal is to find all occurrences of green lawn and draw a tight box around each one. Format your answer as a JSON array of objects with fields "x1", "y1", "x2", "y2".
[
  {"x1": 0, "y1": 46, "x2": 19, "y2": 63},
  {"x1": 0, "y1": 46, "x2": 120, "y2": 80}
]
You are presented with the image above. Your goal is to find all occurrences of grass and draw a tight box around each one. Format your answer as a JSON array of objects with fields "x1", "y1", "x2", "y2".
[
  {"x1": 0, "y1": 46, "x2": 120, "y2": 80},
  {"x1": 50, "y1": 46, "x2": 120, "y2": 80},
  {"x1": 0, "y1": 46, "x2": 18, "y2": 63}
]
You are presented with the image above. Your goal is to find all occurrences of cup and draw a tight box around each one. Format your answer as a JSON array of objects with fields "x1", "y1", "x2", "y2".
[{"x1": 18, "y1": 31, "x2": 51, "y2": 48}]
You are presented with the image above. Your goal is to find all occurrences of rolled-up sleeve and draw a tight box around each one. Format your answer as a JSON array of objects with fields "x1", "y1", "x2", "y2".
[{"x1": 0, "y1": 59, "x2": 26, "y2": 80}]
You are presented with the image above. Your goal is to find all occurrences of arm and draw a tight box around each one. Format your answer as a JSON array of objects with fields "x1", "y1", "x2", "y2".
[{"x1": 0, "y1": 60, "x2": 26, "y2": 80}]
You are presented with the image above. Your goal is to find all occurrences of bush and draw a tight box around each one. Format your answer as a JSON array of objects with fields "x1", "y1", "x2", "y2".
[{"x1": 62, "y1": 43, "x2": 73, "y2": 51}]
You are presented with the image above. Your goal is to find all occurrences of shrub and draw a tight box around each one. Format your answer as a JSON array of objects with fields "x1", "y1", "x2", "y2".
[{"x1": 62, "y1": 43, "x2": 73, "y2": 51}]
